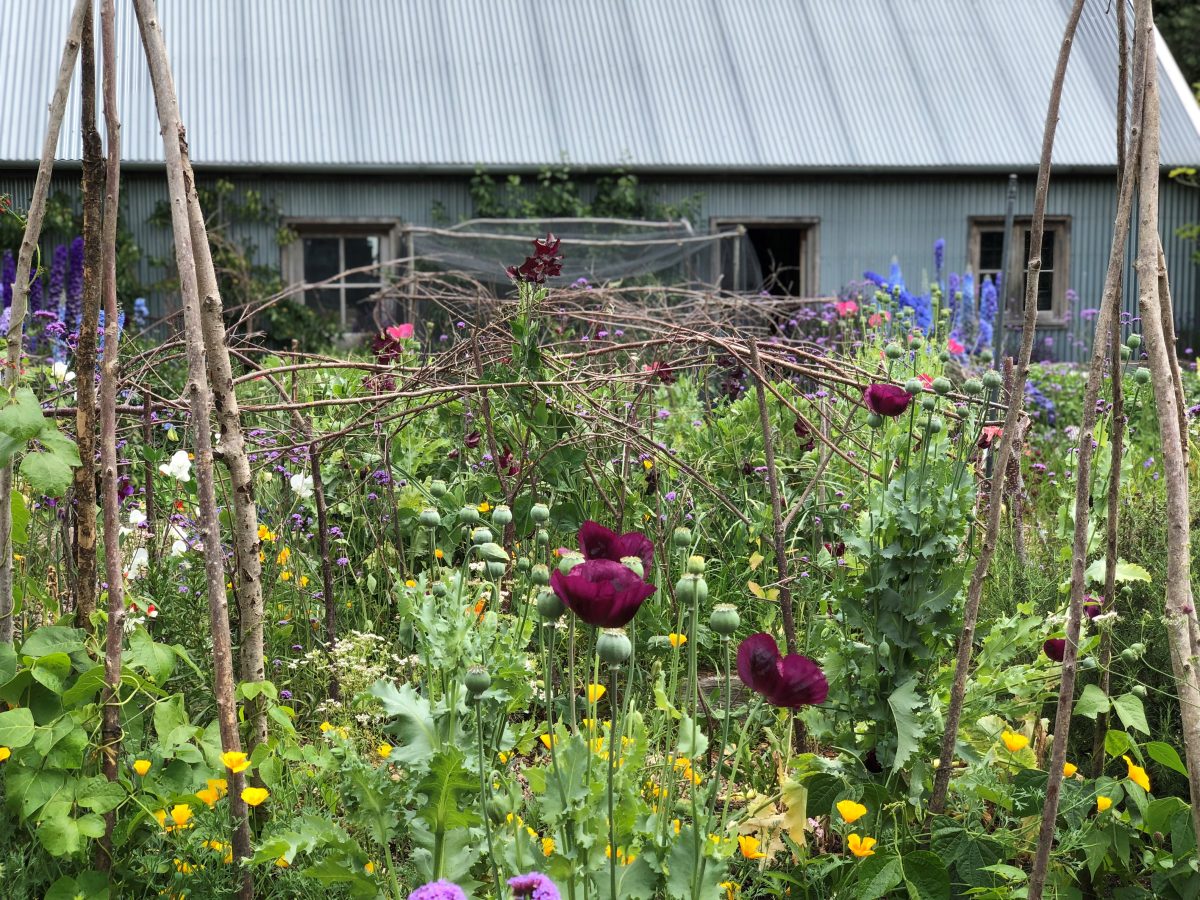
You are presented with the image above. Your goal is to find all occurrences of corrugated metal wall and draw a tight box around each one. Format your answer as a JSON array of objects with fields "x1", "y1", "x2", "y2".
[{"x1": 0, "y1": 170, "x2": 1195, "y2": 363}]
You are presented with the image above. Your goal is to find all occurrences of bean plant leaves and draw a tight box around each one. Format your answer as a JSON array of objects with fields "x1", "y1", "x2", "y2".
[
  {"x1": 856, "y1": 852, "x2": 904, "y2": 900},
  {"x1": 0, "y1": 387, "x2": 48, "y2": 443},
  {"x1": 0, "y1": 707, "x2": 35, "y2": 747},
  {"x1": 903, "y1": 850, "x2": 952, "y2": 900},
  {"x1": 19, "y1": 449, "x2": 74, "y2": 497},
  {"x1": 1074, "y1": 683, "x2": 1110, "y2": 719},
  {"x1": 1111, "y1": 692, "x2": 1150, "y2": 735},
  {"x1": 20, "y1": 625, "x2": 85, "y2": 658},
  {"x1": 1146, "y1": 741, "x2": 1188, "y2": 777}
]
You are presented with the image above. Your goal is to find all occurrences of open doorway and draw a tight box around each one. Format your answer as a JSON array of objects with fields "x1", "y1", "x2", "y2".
[{"x1": 712, "y1": 218, "x2": 818, "y2": 295}]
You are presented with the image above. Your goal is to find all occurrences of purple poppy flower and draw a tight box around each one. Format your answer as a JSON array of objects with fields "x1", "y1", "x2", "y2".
[
  {"x1": 408, "y1": 881, "x2": 467, "y2": 900},
  {"x1": 577, "y1": 520, "x2": 654, "y2": 574},
  {"x1": 736, "y1": 633, "x2": 828, "y2": 708},
  {"x1": 793, "y1": 418, "x2": 815, "y2": 453},
  {"x1": 509, "y1": 872, "x2": 561, "y2": 900},
  {"x1": 1043, "y1": 638, "x2": 1066, "y2": 662},
  {"x1": 1083, "y1": 595, "x2": 1103, "y2": 620},
  {"x1": 863, "y1": 383, "x2": 912, "y2": 418},
  {"x1": 549, "y1": 558, "x2": 656, "y2": 628}
]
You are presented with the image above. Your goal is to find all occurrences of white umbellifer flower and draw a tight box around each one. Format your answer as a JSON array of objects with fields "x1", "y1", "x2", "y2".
[
  {"x1": 290, "y1": 472, "x2": 314, "y2": 499},
  {"x1": 124, "y1": 547, "x2": 149, "y2": 580},
  {"x1": 51, "y1": 361, "x2": 76, "y2": 384},
  {"x1": 158, "y1": 449, "x2": 192, "y2": 482}
]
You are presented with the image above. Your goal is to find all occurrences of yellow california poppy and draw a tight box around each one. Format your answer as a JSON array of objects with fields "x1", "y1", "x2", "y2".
[
  {"x1": 220, "y1": 751, "x2": 250, "y2": 773},
  {"x1": 1000, "y1": 730, "x2": 1029, "y2": 753},
  {"x1": 668, "y1": 633, "x2": 687, "y2": 648},
  {"x1": 1063, "y1": 762, "x2": 1078, "y2": 778},
  {"x1": 836, "y1": 800, "x2": 868, "y2": 824},
  {"x1": 1097, "y1": 796, "x2": 1113, "y2": 812},
  {"x1": 1123, "y1": 755, "x2": 1151, "y2": 792},
  {"x1": 377, "y1": 743, "x2": 394, "y2": 759},
  {"x1": 587, "y1": 684, "x2": 606, "y2": 704},
  {"x1": 737, "y1": 835, "x2": 767, "y2": 860},
  {"x1": 241, "y1": 786, "x2": 270, "y2": 807},
  {"x1": 133, "y1": 759, "x2": 152, "y2": 776},
  {"x1": 847, "y1": 834, "x2": 877, "y2": 858}
]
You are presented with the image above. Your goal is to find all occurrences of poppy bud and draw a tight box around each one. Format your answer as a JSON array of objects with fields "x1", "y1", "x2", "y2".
[
  {"x1": 904, "y1": 377, "x2": 923, "y2": 395},
  {"x1": 908, "y1": 337, "x2": 924, "y2": 351},
  {"x1": 558, "y1": 551, "x2": 584, "y2": 575},
  {"x1": 1133, "y1": 368, "x2": 1150, "y2": 385},
  {"x1": 516, "y1": 557, "x2": 531, "y2": 574},
  {"x1": 531, "y1": 564, "x2": 550, "y2": 586},
  {"x1": 709, "y1": 603, "x2": 740, "y2": 636},
  {"x1": 866, "y1": 412, "x2": 883, "y2": 428},
  {"x1": 432, "y1": 582, "x2": 447, "y2": 597},
  {"x1": 530, "y1": 503, "x2": 550, "y2": 524},
  {"x1": 430, "y1": 479, "x2": 447, "y2": 498},
  {"x1": 597, "y1": 629, "x2": 632, "y2": 666},
  {"x1": 486, "y1": 560, "x2": 507, "y2": 579},
  {"x1": 978, "y1": 349, "x2": 993, "y2": 363},
  {"x1": 921, "y1": 395, "x2": 937, "y2": 411},
  {"x1": 419, "y1": 508, "x2": 441, "y2": 528},
  {"x1": 963, "y1": 378, "x2": 983, "y2": 396},
  {"x1": 686, "y1": 555, "x2": 706, "y2": 575},
  {"x1": 938, "y1": 350, "x2": 950, "y2": 362},
  {"x1": 620, "y1": 556, "x2": 645, "y2": 578},
  {"x1": 884, "y1": 342, "x2": 904, "y2": 360},
  {"x1": 1132, "y1": 684, "x2": 1148, "y2": 697},
  {"x1": 933, "y1": 377, "x2": 951, "y2": 395},
  {"x1": 673, "y1": 527, "x2": 692, "y2": 548},
  {"x1": 1126, "y1": 333, "x2": 1141, "y2": 349},
  {"x1": 459, "y1": 506, "x2": 481, "y2": 524},
  {"x1": 472, "y1": 527, "x2": 493, "y2": 545},
  {"x1": 465, "y1": 665, "x2": 491, "y2": 696},
  {"x1": 487, "y1": 795, "x2": 510, "y2": 824},
  {"x1": 982, "y1": 370, "x2": 1003, "y2": 390},
  {"x1": 492, "y1": 505, "x2": 513, "y2": 526},
  {"x1": 536, "y1": 528, "x2": 550, "y2": 545},
  {"x1": 1119, "y1": 345, "x2": 1131, "y2": 361},
  {"x1": 537, "y1": 589, "x2": 565, "y2": 620}
]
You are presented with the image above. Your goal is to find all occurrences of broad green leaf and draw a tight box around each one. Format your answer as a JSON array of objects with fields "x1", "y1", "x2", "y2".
[
  {"x1": 676, "y1": 714, "x2": 708, "y2": 758},
  {"x1": 153, "y1": 694, "x2": 189, "y2": 746},
  {"x1": 19, "y1": 451, "x2": 74, "y2": 497},
  {"x1": 903, "y1": 850, "x2": 951, "y2": 900},
  {"x1": 803, "y1": 773, "x2": 843, "y2": 817},
  {"x1": 125, "y1": 628, "x2": 175, "y2": 684},
  {"x1": 10, "y1": 491, "x2": 28, "y2": 544},
  {"x1": 1074, "y1": 684, "x2": 1110, "y2": 719},
  {"x1": 4, "y1": 765, "x2": 69, "y2": 818},
  {"x1": 36, "y1": 801, "x2": 82, "y2": 856},
  {"x1": 665, "y1": 826, "x2": 725, "y2": 899},
  {"x1": 0, "y1": 706, "x2": 35, "y2": 748},
  {"x1": 857, "y1": 852, "x2": 904, "y2": 900},
  {"x1": 31, "y1": 652, "x2": 72, "y2": 693},
  {"x1": 0, "y1": 387, "x2": 47, "y2": 442},
  {"x1": 1111, "y1": 692, "x2": 1150, "y2": 735},
  {"x1": 888, "y1": 677, "x2": 924, "y2": 772},
  {"x1": 1145, "y1": 796, "x2": 1188, "y2": 834},
  {"x1": 415, "y1": 747, "x2": 479, "y2": 832},
  {"x1": 0, "y1": 642, "x2": 16, "y2": 685},
  {"x1": 75, "y1": 775, "x2": 125, "y2": 814},
  {"x1": 1105, "y1": 729, "x2": 1134, "y2": 758},
  {"x1": 20, "y1": 625, "x2": 85, "y2": 658},
  {"x1": 1084, "y1": 557, "x2": 1152, "y2": 585},
  {"x1": 1146, "y1": 741, "x2": 1188, "y2": 777},
  {"x1": 45, "y1": 873, "x2": 110, "y2": 900},
  {"x1": 61, "y1": 666, "x2": 106, "y2": 707},
  {"x1": 600, "y1": 854, "x2": 658, "y2": 900},
  {"x1": 37, "y1": 427, "x2": 81, "y2": 466},
  {"x1": 370, "y1": 680, "x2": 436, "y2": 769}
]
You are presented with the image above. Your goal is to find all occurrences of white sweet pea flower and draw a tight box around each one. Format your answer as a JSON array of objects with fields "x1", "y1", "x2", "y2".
[
  {"x1": 290, "y1": 472, "x2": 314, "y2": 499},
  {"x1": 51, "y1": 361, "x2": 76, "y2": 384},
  {"x1": 129, "y1": 508, "x2": 146, "y2": 527},
  {"x1": 158, "y1": 449, "x2": 192, "y2": 482},
  {"x1": 170, "y1": 539, "x2": 188, "y2": 557},
  {"x1": 124, "y1": 547, "x2": 149, "y2": 580}
]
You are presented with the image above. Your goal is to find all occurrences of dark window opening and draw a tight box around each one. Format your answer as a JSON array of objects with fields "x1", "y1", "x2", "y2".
[{"x1": 714, "y1": 220, "x2": 815, "y2": 296}]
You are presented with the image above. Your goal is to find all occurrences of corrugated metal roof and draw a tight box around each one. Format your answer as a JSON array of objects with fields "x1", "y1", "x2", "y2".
[{"x1": 3, "y1": 0, "x2": 1199, "y2": 170}]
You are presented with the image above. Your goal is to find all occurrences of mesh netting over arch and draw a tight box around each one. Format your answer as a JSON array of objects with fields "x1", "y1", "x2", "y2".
[{"x1": 405, "y1": 218, "x2": 763, "y2": 291}]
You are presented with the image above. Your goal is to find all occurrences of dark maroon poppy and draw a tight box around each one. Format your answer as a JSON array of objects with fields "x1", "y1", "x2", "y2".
[
  {"x1": 464, "y1": 431, "x2": 482, "y2": 449},
  {"x1": 506, "y1": 232, "x2": 564, "y2": 284},
  {"x1": 822, "y1": 541, "x2": 846, "y2": 558},
  {"x1": 736, "y1": 633, "x2": 829, "y2": 708},
  {"x1": 643, "y1": 361, "x2": 675, "y2": 384},
  {"x1": 794, "y1": 418, "x2": 816, "y2": 453},
  {"x1": 578, "y1": 520, "x2": 654, "y2": 574},
  {"x1": 1043, "y1": 638, "x2": 1066, "y2": 662},
  {"x1": 978, "y1": 425, "x2": 1003, "y2": 450},
  {"x1": 863, "y1": 383, "x2": 912, "y2": 418},
  {"x1": 1083, "y1": 595, "x2": 1103, "y2": 620},
  {"x1": 549, "y1": 558, "x2": 656, "y2": 628}
]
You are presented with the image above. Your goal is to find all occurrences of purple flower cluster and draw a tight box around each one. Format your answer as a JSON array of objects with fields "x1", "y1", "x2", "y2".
[
  {"x1": 509, "y1": 872, "x2": 561, "y2": 900},
  {"x1": 408, "y1": 881, "x2": 466, "y2": 900}
]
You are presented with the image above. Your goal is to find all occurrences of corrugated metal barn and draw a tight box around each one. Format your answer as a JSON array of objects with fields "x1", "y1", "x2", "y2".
[{"x1": 2, "y1": 0, "x2": 1200, "y2": 358}]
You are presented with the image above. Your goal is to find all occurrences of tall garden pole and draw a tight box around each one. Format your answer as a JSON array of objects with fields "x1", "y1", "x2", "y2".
[
  {"x1": 74, "y1": 0, "x2": 104, "y2": 628},
  {"x1": 1026, "y1": 18, "x2": 1148, "y2": 898},
  {"x1": 132, "y1": 1, "x2": 254, "y2": 889},
  {"x1": 97, "y1": 0, "x2": 125, "y2": 871},
  {"x1": 1131, "y1": 0, "x2": 1200, "y2": 846},
  {"x1": 929, "y1": 0, "x2": 1087, "y2": 815},
  {"x1": 0, "y1": 0, "x2": 90, "y2": 646}
]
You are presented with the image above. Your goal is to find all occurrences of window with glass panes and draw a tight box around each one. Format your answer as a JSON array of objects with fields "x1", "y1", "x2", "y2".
[
  {"x1": 968, "y1": 217, "x2": 1070, "y2": 324},
  {"x1": 283, "y1": 224, "x2": 397, "y2": 332}
]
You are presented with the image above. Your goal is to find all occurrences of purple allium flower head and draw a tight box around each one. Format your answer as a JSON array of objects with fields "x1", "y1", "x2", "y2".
[
  {"x1": 408, "y1": 880, "x2": 467, "y2": 900},
  {"x1": 509, "y1": 872, "x2": 562, "y2": 900}
]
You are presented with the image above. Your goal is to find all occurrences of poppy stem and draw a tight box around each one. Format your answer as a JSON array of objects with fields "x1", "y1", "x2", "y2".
[
  {"x1": 607, "y1": 663, "x2": 621, "y2": 900},
  {"x1": 476, "y1": 701, "x2": 500, "y2": 896}
]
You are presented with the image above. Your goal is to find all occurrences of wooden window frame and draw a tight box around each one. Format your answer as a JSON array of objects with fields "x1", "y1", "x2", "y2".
[
  {"x1": 967, "y1": 216, "x2": 1071, "y2": 327},
  {"x1": 709, "y1": 217, "x2": 820, "y2": 296},
  {"x1": 281, "y1": 218, "x2": 402, "y2": 333}
]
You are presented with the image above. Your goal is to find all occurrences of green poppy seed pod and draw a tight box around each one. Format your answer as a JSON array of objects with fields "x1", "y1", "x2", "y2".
[
  {"x1": 419, "y1": 508, "x2": 441, "y2": 528},
  {"x1": 620, "y1": 556, "x2": 645, "y2": 578},
  {"x1": 535, "y1": 528, "x2": 550, "y2": 546},
  {"x1": 686, "y1": 555, "x2": 706, "y2": 575},
  {"x1": 459, "y1": 506, "x2": 481, "y2": 525},
  {"x1": 908, "y1": 337, "x2": 924, "y2": 351},
  {"x1": 933, "y1": 377, "x2": 952, "y2": 395},
  {"x1": 866, "y1": 412, "x2": 883, "y2": 429},
  {"x1": 982, "y1": 370, "x2": 1003, "y2": 390},
  {"x1": 531, "y1": 564, "x2": 550, "y2": 586},
  {"x1": 963, "y1": 378, "x2": 983, "y2": 396},
  {"x1": 1127, "y1": 333, "x2": 1142, "y2": 349},
  {"x1": 558, "y1": 551, "x2": 584, "y2": 575},
  {"x1": 965, "y1": 509, "x2": 975, "y2": 523},
  {"x1": 904, "y1": 377, "x2": 923, "y2": 395},
  {"x1": 1119, "y1": 345, "x2": 1132, "y2": 361},
  {"x1": 938, "y1": 350, "x2": 950, "y2": 362},
  {"x1": 1133, "y1": 367, "x2": 1151, "y2": 385},
  {"x1": 516, "y1": 557, "x2": 531, "y2": 574},
  {"x1": 672, "y1": 527, "x2": 692, "y2": 549},
  {"x1": 485, "y1": 560, "x2": 507, "y2": 579},
  {"x1": 537, "y1": 589, "x2": 565, "y2": 620},
  {"x1": 530, "y1": 503, "x2": 550, "y2": 524},
  {"x1": 465, "y1": 665, "x2": 491, "y2": 696},
  {"x1": 884, "y1": 342, "x2": 904, "y2": 360},
  {"x1": 978, "y1": 349, "x2": 993, "y2": 363},
  {"x1": 487, "y1": 795, "x2": 510, "y2": 824},
  {"x1": 472, "y1": 527, "x2": 494, "y2": 545},
  {"x1": 676, "y1": 574, "x2": 708, "y2": 605},
  {"x1": 597, "y1": 629, "x2": 632, "y2": 666},
  {"x1": 709, "y1": 603, "x2": 740, "y2": 636},
  {"x1": 921, "y1": 395, "x2": 937, "y2": 412},
  {"x1": 924, "y1": 415, "x2": 944, "y2": 434},
  {"x1": 432, "y1": 582, "x2": 448, "y2": 597},
  {"x1": 492, "y1": 505, "x2": 513, "y2": 527},
  {"x1": 430, "y1": 479, "x2": 448, "y2": 498}
]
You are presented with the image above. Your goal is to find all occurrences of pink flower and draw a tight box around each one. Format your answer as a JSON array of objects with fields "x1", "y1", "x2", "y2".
[
  {"x1": 917, "y1": 373, "x2": 933, "y2": 388},
  {"x1": 947, "y1": 337, "x2": 965, "y2": 355},
  {"x1": 386, "y1": 323, "x2": 415, "y2": 341},
  {"x1": 868, "y1": 311, "x2": 890, "y2": 327},
  {"x1": 835, "y1": 300, "x2": 859, "y2": 318}
]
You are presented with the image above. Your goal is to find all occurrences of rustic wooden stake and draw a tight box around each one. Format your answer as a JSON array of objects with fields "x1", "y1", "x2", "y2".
[
  {"x1": 132, "y1": 1, "x2": 254, "y2": 890},
  {"x1": 0, "y1": 0, "x2": 90, "y2": 645},
  {"x1": 930, "y1": 0, "x2": 1087, "y2": 814}
]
